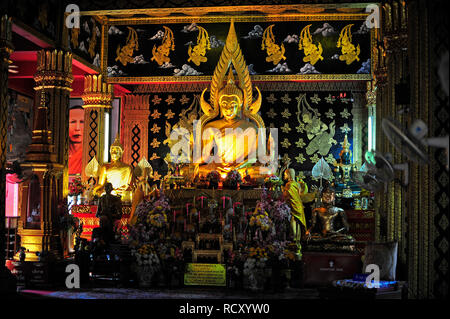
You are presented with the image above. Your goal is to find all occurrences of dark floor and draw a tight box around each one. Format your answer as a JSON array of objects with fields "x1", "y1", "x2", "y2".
[{"x1": 17, "y1": 286, "x2": 320, "y2": 299}]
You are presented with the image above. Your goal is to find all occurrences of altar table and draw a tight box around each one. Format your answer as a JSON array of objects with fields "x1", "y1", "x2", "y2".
[{"x1": 71, "y1": 205, "x2": 131, "y2": 241}]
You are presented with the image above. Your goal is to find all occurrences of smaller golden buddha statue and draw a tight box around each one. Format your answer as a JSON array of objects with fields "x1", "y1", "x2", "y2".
[
  {"x1": 306, "y1": 186, "x2": 355, "y2": 248},
  {"x1": 282, "y1": 168, "x2": 317, "y2": 247},
  {"x1": 93, "y1": 136, "x2": 135, "y2": 203}
]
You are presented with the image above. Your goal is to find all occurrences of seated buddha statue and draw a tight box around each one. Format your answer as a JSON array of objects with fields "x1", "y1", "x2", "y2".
[
  {"x1": 197, "y1": 73, "x2": 260, "y2": 176},
  {"x1": 306, "y1": 186, "x2": 355, "y2": 248},
  {"x1": 93, "y1": 136, "x2": 135, "y2": 203}
]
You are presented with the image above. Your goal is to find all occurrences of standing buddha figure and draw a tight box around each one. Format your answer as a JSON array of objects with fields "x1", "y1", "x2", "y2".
[{"x1": 283, "y1": 168, "x2": 317, "y2": 253}]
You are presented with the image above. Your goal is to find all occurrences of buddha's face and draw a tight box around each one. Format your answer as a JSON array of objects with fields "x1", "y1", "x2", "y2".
[
  {"x1": 219, "y1": 94, "x2": 241, "y2": 121},
  {"x1": 110, "y1": 146, "x2": 123, "y2": 162}
]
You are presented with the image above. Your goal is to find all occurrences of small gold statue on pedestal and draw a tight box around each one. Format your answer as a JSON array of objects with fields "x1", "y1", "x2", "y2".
[
  {"x1": 93, "y1": 136, "x2": 135, "y2": 203},
  {"x1": 306, "y1": 186, "x2": 355, "y2": 250}
]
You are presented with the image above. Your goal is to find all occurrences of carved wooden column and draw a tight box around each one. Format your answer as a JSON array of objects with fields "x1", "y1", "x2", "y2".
[
  {"x1": 15, "y1": 49, "x2": 72, "y2": 261},
  {"x1": 121, "y1": 94, "x2": 150, "y2": 167},
  {"x1": 33, "y1": 49, "x2": 73, "y2": 197},
  {"x1": 81, "y1": 75, "x2": 114, "y2": 183},
  {"x1": 375, "y1": 0, "x2": 412, "y2": 294},
  {"x1": 16, "y1": 91, "x2": 62, "y2": 261},
  {"x1": 0, "y1": 14, "x2": 15, "y2": 290}
]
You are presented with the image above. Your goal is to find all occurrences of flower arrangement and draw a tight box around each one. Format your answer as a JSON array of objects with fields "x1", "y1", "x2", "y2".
[
  {"x1": 147, "y1": 206, "x2": 168, "y2": 229},
  {"x1": 264, "y1": 174, "x2": 282, "y2": 189},
  {"x1": 269, "y1": 200, "x2": 291, "y2": 223},
  {"x1": 68, "y1": 177, "x2": 85, "y2": 196},
  {"x1": 249, "y1": 208, "x2": 272, "y2": 232},
  {"x1": 243, "y1": 246, "x2": 269, "y2": 290},
  {"x1": 132, "y1": 243, "x2": 161, "y2": 286},
  {"x1": 223, "y1": 170, "x2": 242, "y2": 189}
]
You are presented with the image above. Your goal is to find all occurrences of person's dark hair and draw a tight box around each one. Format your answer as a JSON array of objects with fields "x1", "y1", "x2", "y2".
[{"x1": 70, "y1": 105, "x2": 84, "y2": 111}]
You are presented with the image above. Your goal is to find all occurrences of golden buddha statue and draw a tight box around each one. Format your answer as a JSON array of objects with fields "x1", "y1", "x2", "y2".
[
  {"x1": 194, "y1": 21, "x2": 274, "y2": 180},
  {"x1": 93, "y1": 136, "x2": 135, "y2": 203}
]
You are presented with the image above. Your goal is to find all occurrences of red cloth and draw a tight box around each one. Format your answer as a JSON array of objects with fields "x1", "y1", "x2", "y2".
[{"x1": 69, "y1": 146, "x2": 82, "y2": 175}]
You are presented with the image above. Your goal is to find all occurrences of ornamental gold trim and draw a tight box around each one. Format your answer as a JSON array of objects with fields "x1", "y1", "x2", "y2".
[
  {"x1": 80, "y1": 4, "x2": 371, "y2": 20},
  {"x1": 105, "y1": 73, "x2": 372, "y2": 84},
  {"x1": 105, "y1": 14, "x2": 369, "y2": 26},
  {"x1": 93, "y1": 6, "x2": 376, "y2": 83}
]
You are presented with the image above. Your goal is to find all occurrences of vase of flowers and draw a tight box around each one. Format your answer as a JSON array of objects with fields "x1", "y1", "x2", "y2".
[
  {"x1": 268, "y1": 200, "x2": 291, "y2": 241},
  {"x1": 69, "y1": 177, "x2": 85, "y2": 204},
  {"x1": 249, "y1": 207, "x2": 272, "y2": 242},
  {"x1": 223, "y1": 170, "x2": 242, "y2": 190},
  {"x1": 243, "y1": 247, "x2": 269, "y2": 291},
  {"x1": 264, "y1": 174, "x2": 282, "y2": 191},
  {"x1": 132, "y1": 243, "x2": 161, "y2": 287},
  {"x1": 206, "y1": 170, "x2": 220, "y2": 189}
]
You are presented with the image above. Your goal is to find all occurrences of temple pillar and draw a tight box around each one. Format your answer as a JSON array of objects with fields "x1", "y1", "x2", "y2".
[
  {"x1": 81, "y1": 75, "x2": 114, "y2": 183},
  {"x1": 121, "y1": 94, "x2": 150, "y2": 168},
  {"x1": 16, "y1": 49, "x2": 72, "y2": 261},
  {"x1": 0, "y1": 14, "x2": 16, "y2": 291},
  {"x1": 33, "y1": 49, "x2": 73, "y2": 197},
  {"x1": 351, "y1": 91, "x2": 367, "y2": 168}
]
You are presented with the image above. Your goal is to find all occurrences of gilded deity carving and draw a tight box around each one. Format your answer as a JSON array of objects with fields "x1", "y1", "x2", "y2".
[
  {"x1": 116, "y1": 27, "x2": 139, "y2": 66},
  {"x1": 38, "y1": 2, "x2": 48, "y2": 29},
  {"x1": 151, "y1": 26, "x2": 175, "y2": 66},
  {"x1": 188, "y1": 26, "x2": 211, "y2": 66},
  {"x1": 298, "y1": 25, "x2": 323, "y2": 66},
  {"x1": 88, "y1": 21, "x2": 97, "y2": 59},
  {"x1": 261, "y1": 25, "x2": 286, "y2": 65},
  {"x1": 93, "y1": 136, "x2": 135, "y2": 203},
  {"x1": 194, "y1": 21, "x2": 274, "y2": 179},
  {"x1": 71, "y1": 27, "x2": 80, "y2": 49},
  {"x1": 337, "y1": 24, "x2": 360, "y2": 65}
]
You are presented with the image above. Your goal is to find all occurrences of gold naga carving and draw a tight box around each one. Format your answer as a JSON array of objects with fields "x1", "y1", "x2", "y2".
[
  {"x1": 88, "y1": 21, "x2": 97, "y2": 59},
  {"x1": 71, "y1": 27, "x2": 80, "y2": 48},
  {"x1": 337, "y1": 24, "x2": 360, "y2": 65},
  {"x1": 298, "y1": 24, "x2": 324, "y2": 65},
  {"x1": 38, "y1": 2, "x2": 48, "y2": 29},
  {"x1": 116, "y1": 27, "x2": 139, "y2": 66},
  {"x1": 187, "y1": 25, "x2": 211, "y2": 66},
  {"x1": 151, "y1": 26, "x2": 175, "y2": 66},
  {"x1": 261, "y1": 24, "x2": 286, "y2": 65}
]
